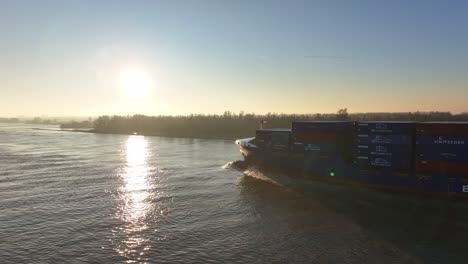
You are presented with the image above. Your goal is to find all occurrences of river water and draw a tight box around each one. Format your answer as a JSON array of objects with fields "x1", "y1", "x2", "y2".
[{"x1": 1, "y1": 124, "x2": 468, "y2": 263}]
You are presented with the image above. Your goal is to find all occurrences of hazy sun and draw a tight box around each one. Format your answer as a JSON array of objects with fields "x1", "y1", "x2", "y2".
[{"x1": 119, "y1": 69, "x2": 151, "y2": 97}]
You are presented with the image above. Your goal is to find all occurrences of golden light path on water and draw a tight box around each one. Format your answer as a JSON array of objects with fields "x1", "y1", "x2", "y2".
[{"x1": 115, "y1": 135, "x2": 155, "y2": 261}]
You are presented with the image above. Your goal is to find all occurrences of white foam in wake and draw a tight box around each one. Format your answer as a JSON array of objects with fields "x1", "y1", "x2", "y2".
[
  {"x1": 242, "y1": 167, "x2": 284, "y2": 187},
  {"x1": 223, "y1": 160, "x2": 283, "y2": 187}
]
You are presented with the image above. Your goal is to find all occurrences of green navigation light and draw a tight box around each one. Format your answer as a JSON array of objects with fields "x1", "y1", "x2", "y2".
[{"x1": 329, "y1": 172, "x2": 335, "y2": 177}]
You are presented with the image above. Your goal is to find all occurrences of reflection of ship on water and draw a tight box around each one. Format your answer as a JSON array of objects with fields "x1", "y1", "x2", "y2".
[
  {"x1": 235, "y1": 121, "x2": 468, "y2": 199},
  {"x1": 231, "y1": 161, "x2": 468, "y2": 264}
]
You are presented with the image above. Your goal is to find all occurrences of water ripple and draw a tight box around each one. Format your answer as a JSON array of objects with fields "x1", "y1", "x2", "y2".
[{"x1": 1, "y1": 124, "x2": 468, "y2": 263}]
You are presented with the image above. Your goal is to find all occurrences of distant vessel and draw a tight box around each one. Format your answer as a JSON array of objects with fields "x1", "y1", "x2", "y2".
[{"x1": 236, "y1": 121, "x2": 468, "y2": 198}]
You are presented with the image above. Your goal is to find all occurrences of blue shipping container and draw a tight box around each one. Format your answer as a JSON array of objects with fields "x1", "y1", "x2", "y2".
[
  {"x1": 293, "y1": 142, "x2": 345, "y2": 153},
  {"x1": 355, "y1": 144, "x2": 413, "y2": 156},
  {"x1": 356, "y1": 155, "x2": 412, "y2": 170},
  {"x1": 356, "y1": 134, "x2": 412, "y2": 145},
  {"x1": 356, "y1": 122, "x2": 415, "y2": 134},
  {"x1": 292, "y1": 121, "x2": 354, "y2": 133},
  {"x1": 356, "y1": 151, "x2": 412, "y2": 160}
]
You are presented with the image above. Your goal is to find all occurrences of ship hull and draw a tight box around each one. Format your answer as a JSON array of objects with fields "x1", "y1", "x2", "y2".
[{"x1": 236, "y1": 140, "x2": 468, "y2": 199}]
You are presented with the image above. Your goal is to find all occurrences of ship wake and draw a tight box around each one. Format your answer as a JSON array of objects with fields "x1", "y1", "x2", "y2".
[{"x1": 224, "y1": 160, "x2": 284, "y2": 187}]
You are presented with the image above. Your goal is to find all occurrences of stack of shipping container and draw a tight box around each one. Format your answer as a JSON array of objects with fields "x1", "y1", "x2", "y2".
[
  {"x1": 415, "y1": 123, "x2": 468, "y2": 193},
  {"x1": 254, "y1": 129, "x2": 291, "y2": 167},
  {"x1": 355, "y1": 122, "x2": 415, "y2": 171},
  {"x1": 291, "y1": 121, "x2": 354, "y2": 177},
  {"x1": 244, "y1": 120, "x2": 468, "y2": 195}
]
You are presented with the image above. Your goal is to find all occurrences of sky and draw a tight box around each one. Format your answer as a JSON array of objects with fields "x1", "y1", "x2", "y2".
[{"x1": 1, "y1": 0, "x2": 468, "y2": 117}]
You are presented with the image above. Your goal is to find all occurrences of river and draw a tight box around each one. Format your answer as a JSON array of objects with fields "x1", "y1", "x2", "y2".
[{"x1": 1, "y1": 124, "x2": 467, "y2": 263}]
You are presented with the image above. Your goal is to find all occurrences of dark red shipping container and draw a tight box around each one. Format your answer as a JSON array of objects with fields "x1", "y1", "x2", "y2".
[
  {"x1": 416, "y1": 122, "x2": 468, "y2": 136},
  {"x1": 415, "y1": 160, "x2": 468, "y2": 176}
]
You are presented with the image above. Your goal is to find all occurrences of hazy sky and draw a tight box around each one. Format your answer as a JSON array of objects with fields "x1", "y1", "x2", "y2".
[{"x1": 1, "y1": 0, "x2": 468, "y2": 116}]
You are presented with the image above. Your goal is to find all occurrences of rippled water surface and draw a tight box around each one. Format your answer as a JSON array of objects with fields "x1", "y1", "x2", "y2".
[{"x1": 1, "y1": 124, "x2": 468, "y2": 263}]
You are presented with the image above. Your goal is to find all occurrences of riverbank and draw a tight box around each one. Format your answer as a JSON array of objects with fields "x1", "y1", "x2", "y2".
[
  {"x1": 32, "y1": 127, "x2": 94, "y2": 133},
  {"x1": 91, "y1": 130, "x2": 238, "y2": 140},
  {"x1": 51, "y1": 127, "x2": 238, "y2": 140},
  {"x1": 55, "y1": 111, "x2": 468, "y2": 142}
]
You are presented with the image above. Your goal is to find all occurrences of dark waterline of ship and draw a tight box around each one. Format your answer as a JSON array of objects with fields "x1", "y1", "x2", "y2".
[{"x1": 1, "y1": 123, "x2": 468, "y2": 263}]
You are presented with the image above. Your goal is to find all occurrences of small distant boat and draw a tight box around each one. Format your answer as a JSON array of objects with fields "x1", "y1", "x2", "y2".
[{"x1": 236, "y1": 121, "x2": 468, "y2": 199}]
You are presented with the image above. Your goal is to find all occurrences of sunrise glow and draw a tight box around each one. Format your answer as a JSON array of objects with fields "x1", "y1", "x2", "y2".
[{"x1": 119, "y1": 69, "x2": 152, "y2": 97}]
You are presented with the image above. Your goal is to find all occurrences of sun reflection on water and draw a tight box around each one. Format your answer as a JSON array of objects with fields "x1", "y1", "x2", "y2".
[
  {"x1": 115, "y1": 135, "x2": 154, "y2": 261},
  {"x1": 122, "y1": 136, "x2": 151, "y2": 221}
]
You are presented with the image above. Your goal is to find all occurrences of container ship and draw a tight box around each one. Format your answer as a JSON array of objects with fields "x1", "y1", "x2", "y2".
[{"x1": 235, "y1": 121, "x2": 468, "y2": 198}]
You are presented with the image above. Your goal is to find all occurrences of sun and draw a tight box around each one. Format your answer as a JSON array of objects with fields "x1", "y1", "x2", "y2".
[{"x1": 119, "y1": 69, "x2": 151, "y2": 97}]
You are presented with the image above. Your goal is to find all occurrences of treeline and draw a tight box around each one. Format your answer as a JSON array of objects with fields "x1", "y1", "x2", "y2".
[
  {"x1": 0, "y1": 117, "x2": 56, "y2": 124},
  {"x1": 24, "y1": 117, "x2": 60, "y2": 125},
  {"x1": 60, "y1": 120, "x2": 93, "y2": 129},
  {"x1": 348, "y1": 111, "x2": 468, "y2": 121},
  {"x1": 0, "y1": 117, "x2": 61, "y2": 125},
  {"x1": 0, "y1": 118, "x2": 20, "y2": 123},
  {"x1": 91, "y1": 110, "x2": 468, "y2": 139},
  {"x1": 0, "y1": 117, "x2": 92, "y2": 127}
]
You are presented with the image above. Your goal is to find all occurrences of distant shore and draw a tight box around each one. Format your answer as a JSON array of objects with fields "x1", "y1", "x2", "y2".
[
  {"x1": 90, "y1": 129, "x2": 237, "y2": 140},
  {"x1": 32, "y1": 127, "x2": 94, "y2": 133},
  {"x1": 63, "y1": 111, "x2": 468, "y2": 140},
  {"x1": 22, "y1": 110, "x2": 468, "y2": 141},
  {"x1": 48, "y1": 127, "x2": 238, "y2": 140},
  {"x1": 27, "y1": 126, "x2": 237, "y2": 140}
]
